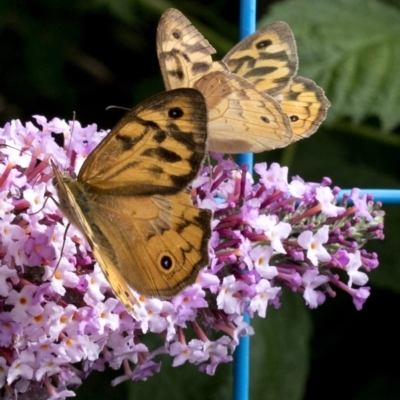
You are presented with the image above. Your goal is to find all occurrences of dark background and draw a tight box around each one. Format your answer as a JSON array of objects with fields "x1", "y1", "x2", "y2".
[{"x1": 1, "y1": 0, "x2": 400, "y2": 399}]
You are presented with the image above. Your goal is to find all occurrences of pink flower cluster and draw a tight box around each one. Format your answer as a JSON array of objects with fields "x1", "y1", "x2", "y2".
[{"x1": 0, "y1": 117, "x2": 384, "y2": 399}]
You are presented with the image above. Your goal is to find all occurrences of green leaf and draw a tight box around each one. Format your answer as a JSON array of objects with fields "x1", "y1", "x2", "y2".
[
  {"x1": 260, "y1": 0, "x2": 400, "y2": 131},
  {"x1": 90, "y1": 0, "x2": 137, "y2": 23}
]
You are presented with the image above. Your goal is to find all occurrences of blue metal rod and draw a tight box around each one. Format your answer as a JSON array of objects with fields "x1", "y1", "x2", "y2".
[
  {"x1": 338, "y1": 189, "x2": 400, "y2": 204},
  {"x1": 236, "y1": 0, "x2": 256, "y2": 169},
  {"x1": 233, "y1": 1, "x2": 257, "y2": 400},
  {"x1": 233, "y1": 313, "x2": 250, "y2": 400}
]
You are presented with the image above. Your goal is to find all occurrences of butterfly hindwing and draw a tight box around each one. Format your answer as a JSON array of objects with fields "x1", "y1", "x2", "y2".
[
  {"x1": 73, "y1": 191, "x2": 212, "y2": 298},
  {"x1": 52, "y1": 163, "x2": 141, "y2": 312},
  {"x1": 280, "y1": 76, "x2": 331, "y2": 139},
  {"x1": 194, "y1": 71, "x2": 293, "y2": 153}
]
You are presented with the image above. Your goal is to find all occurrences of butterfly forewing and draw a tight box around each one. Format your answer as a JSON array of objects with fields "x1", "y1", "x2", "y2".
[
  {"x1": 223, "y1": 22, "x2": 298, "y2": 97},
  {"x1": 157, "y1": 8, "x2": 227, "y2": 90},
  {"x1": 78, "y1": 88, "x2": 208, "y2": 196}
]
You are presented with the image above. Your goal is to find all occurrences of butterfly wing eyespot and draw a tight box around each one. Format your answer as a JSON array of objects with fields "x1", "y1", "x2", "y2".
[
  {"x1": 52, "y1": 88, "x2": 212, "y2": 310},
  {"x1": 169, "y1": 107, "x2": 184, "y2": 119},
  {"x1": 160, "y1": 254, "x2": 173, "y2": 270}
]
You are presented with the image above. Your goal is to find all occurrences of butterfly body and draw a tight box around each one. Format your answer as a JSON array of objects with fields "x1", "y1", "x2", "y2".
[{"x1": 52, "y1": 88, "x2": 212, "y2": 313}]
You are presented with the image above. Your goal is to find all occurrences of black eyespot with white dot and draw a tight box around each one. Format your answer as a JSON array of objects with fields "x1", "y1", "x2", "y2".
[
  {"x1": 256, "y1": 39, "x2": 272, "y2": 49},
  {"x1": 169, "y1": 107, "x2": 184, "y2": 119},
  {"x1": 290, "y1": 115, "x2": 299, "y2": 122},
  {"x1": 160, "y1": 255, "x2": 173, "y2": 270},
  {"x1": 172, "y1": 30, "x2": 181, "y2": 39}
]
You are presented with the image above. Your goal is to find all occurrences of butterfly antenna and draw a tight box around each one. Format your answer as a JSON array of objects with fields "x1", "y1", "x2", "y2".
[
  {"x1": 228, "y1": 154, "x2": 235, "y2": 163},
  {"x1": 52, "y1": 222, "x2": 71, "y2": 276},
  {"x1": 206, "y1": 153, "x2": 211, "y2": 167},
  {"x1": 105, "y1": 105, "x2": 130, "y2": 111},
  {"x1": 27, "y1": 195, "x2": 53, "y2": 216},
  {"x1": 64, "y1": 111, "x2": 76, "y2": 173},
  {"x1": 205, "y1": 153, "x2": 214, "y2": 192}
]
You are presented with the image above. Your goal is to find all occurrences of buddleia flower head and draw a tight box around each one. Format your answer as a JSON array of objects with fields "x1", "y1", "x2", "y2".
[{"x1": 0, "y1": 117, "x2": 384, "y2": 398}]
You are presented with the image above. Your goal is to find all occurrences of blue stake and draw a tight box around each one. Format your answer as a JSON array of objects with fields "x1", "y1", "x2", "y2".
[
  {"x1": 236, "y1": 0, "x2": 256, "y2": 170},
  {"x1": 233, "y1": 313, "x2": 250, "y2": 400},
  {"x1": 233, "y1": 1, "x2": 257, "y2": 400},
  {"x1": 338, "y1": 189, "x2": 400, "y2": 204}
]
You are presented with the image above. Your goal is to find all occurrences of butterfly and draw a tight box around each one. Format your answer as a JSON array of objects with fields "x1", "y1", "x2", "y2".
[
  {"x1": 157, "y1": 9, "x2": 329, "y2": 153},
  {"x1": 52, "y1": 88, "x2": 212, "y2": 314},
  {"x1": 157, "y1": 8, "x2": 293, "y2": 154}
]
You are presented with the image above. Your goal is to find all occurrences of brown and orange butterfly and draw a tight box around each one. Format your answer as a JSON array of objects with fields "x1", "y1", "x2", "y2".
[
  {"x1": 157, "y1": 8, "x2": 293, "y2": 154},
  {"x1": 156, "y1": 8, "x2": 329, "y2": 153},
  {"x1": 52, "y1": 88, "x2": 212, "y2": 314}
]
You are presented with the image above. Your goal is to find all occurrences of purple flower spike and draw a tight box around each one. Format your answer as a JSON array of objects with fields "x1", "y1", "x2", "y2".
[{"x1": 0, "y1": 117, "x2": 384, "y2": 397}]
